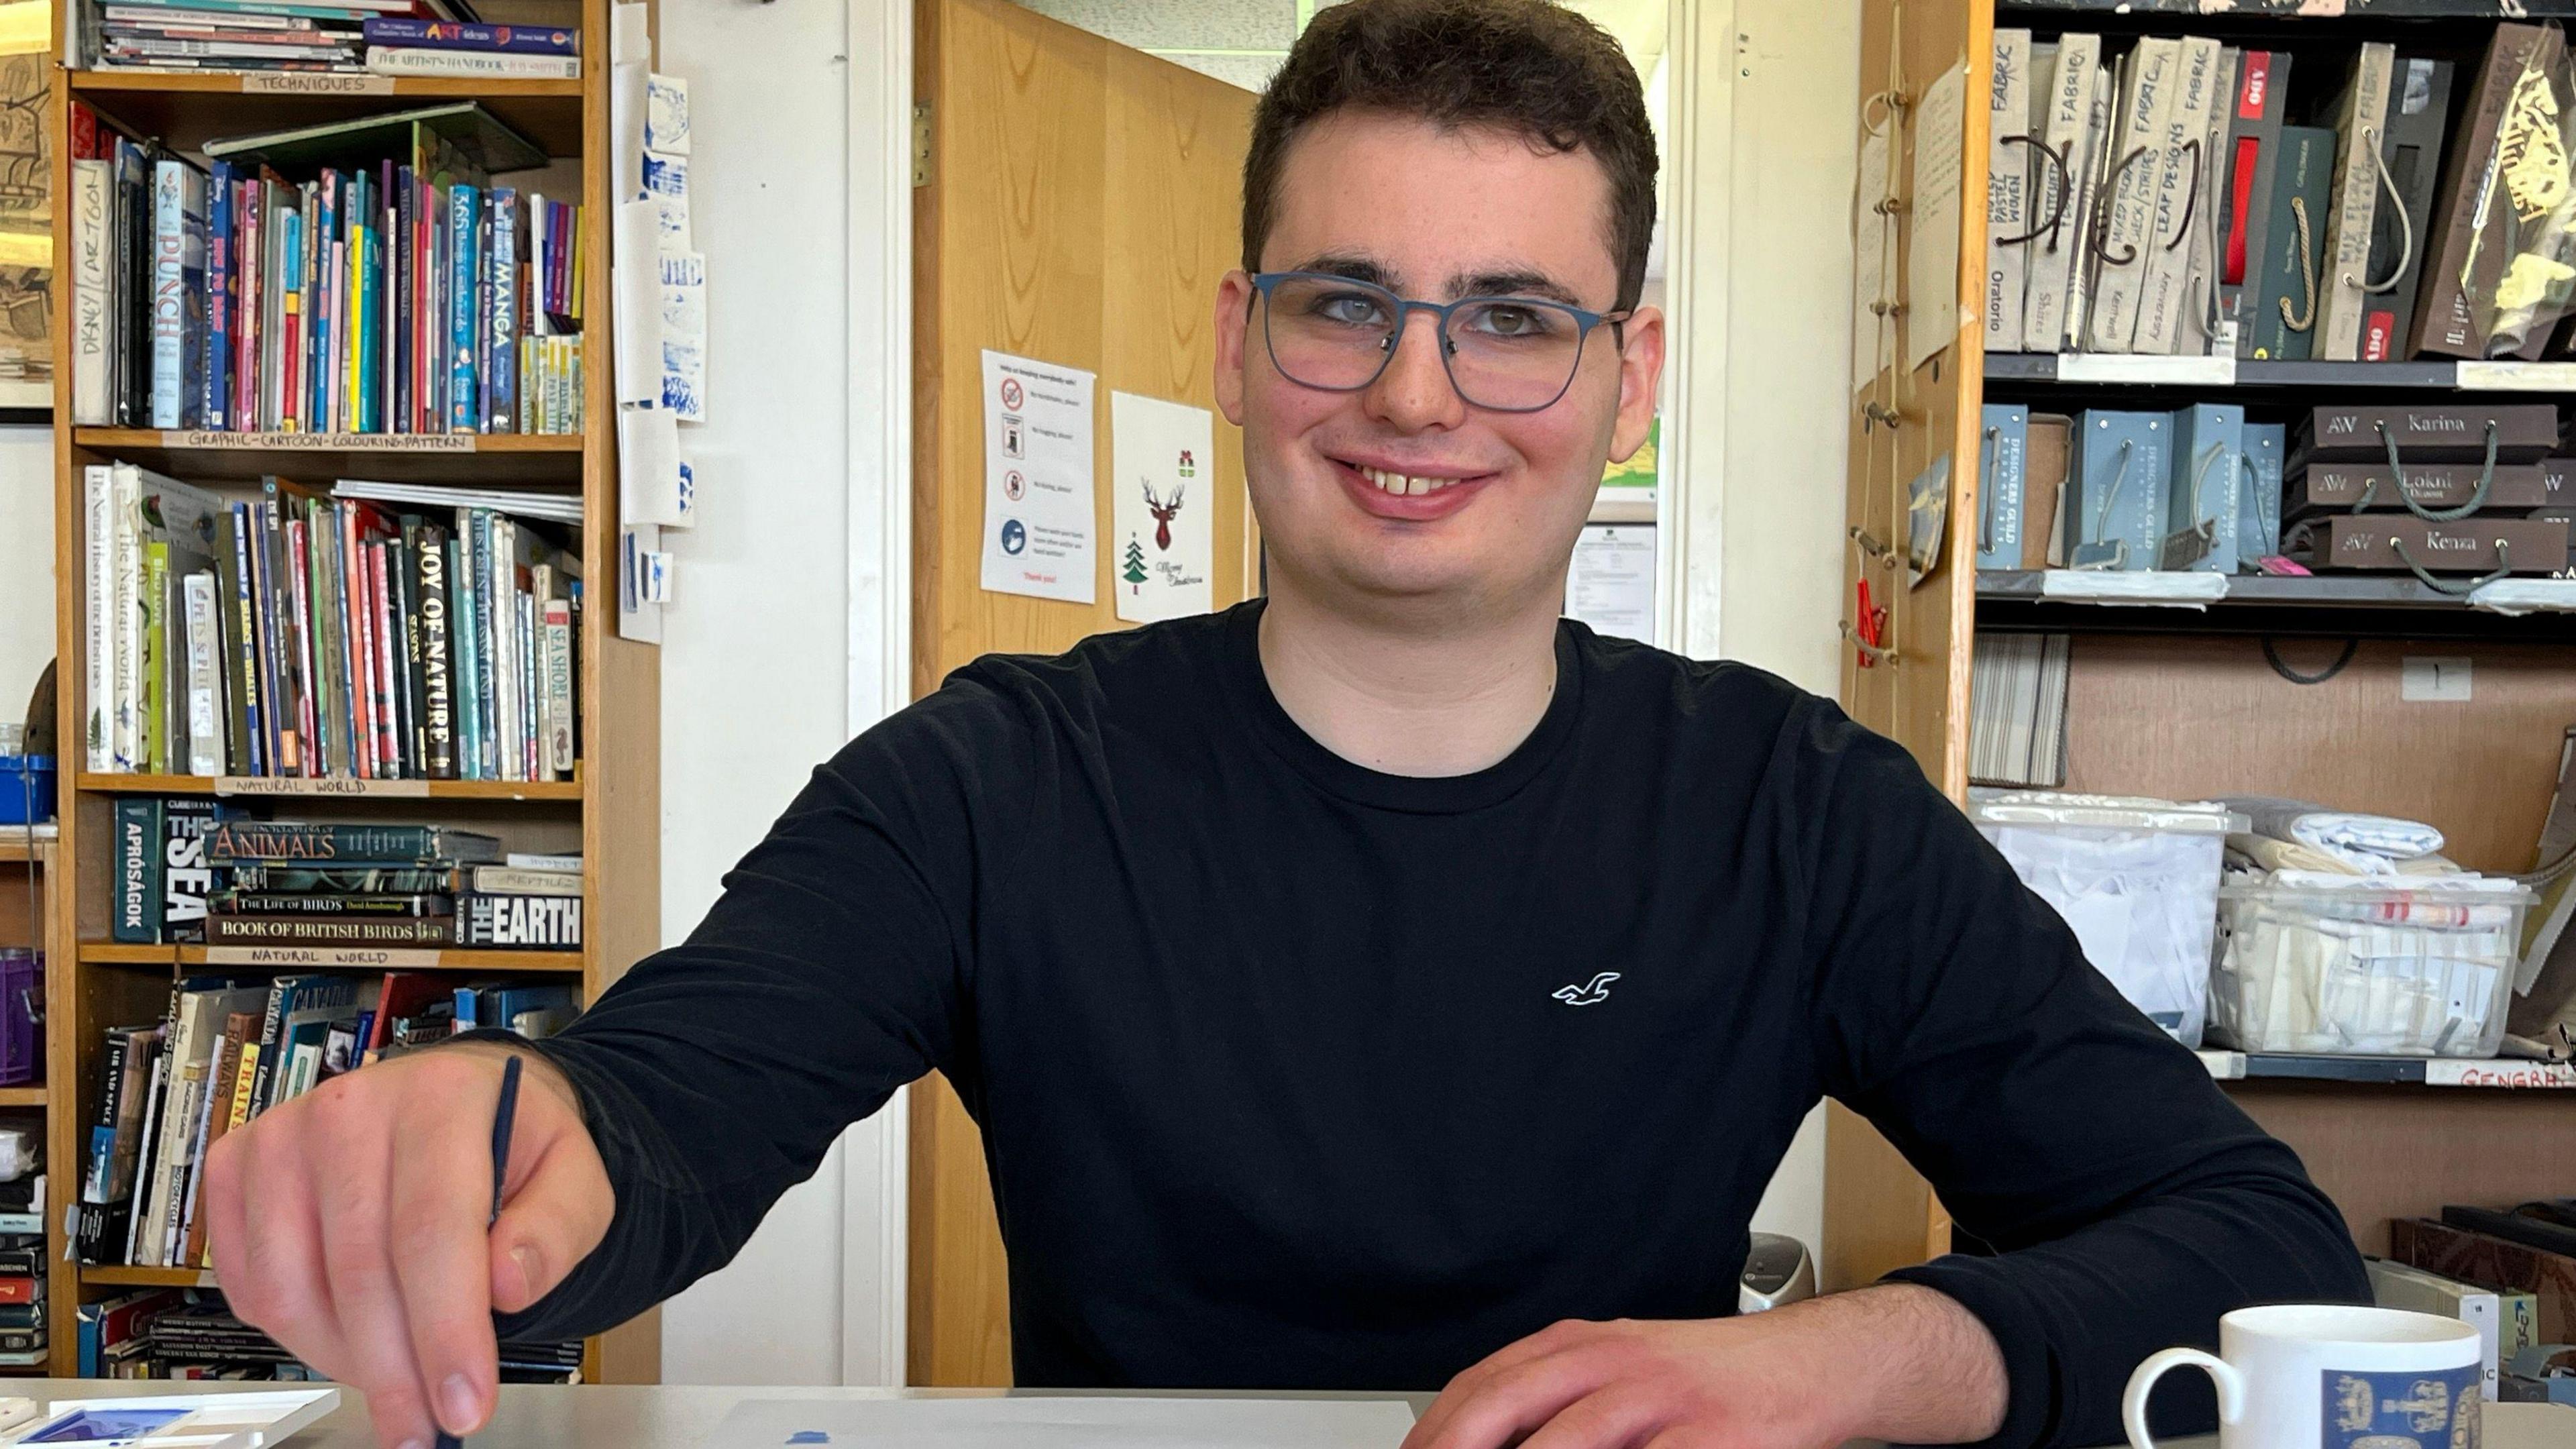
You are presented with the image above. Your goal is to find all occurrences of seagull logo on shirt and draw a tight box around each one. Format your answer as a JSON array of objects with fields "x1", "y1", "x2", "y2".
[{"x1": 1553, "y1": 972, "x2": 1621, "y2": 1006}]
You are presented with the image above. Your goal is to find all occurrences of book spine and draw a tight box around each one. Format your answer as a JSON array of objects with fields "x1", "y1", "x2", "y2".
[
  {"x1": 2361, "y1": 58, "x2": 2453, "y2": 362},
  {"x1": 449, "y1": 184, "x2": 479, "y2": 432},
  {"x1": 361, "y1": 17, "x2": 580, "y2": 54},
  {"x1": 205, "y1": 915, "x2": 457, "y2": 946},
  {"x1": 112, "y1": 798, "x2": 158, "y2": 943},
  {"x1": 366, "y1": 47, "x2": 580, "y2": 78},
  {"x1": 2413, "y1": 27, "x2": 2544, "y2": 360},
  {"x1": 72, "y1": 151, "x2": 113, "y2": 426},
  {"x1": 243, "y1": 979, "x2": 297, "y2": 1125},
  {"x1": 235, "y1": 178, "x2": 261, "y2": 429},
  {"x1": 208, "y1": 821, "x2": 483, "y2": 865},
  {"x1": 488, "y1": 189, "x2": 518, "y2": 432},
  {"x1": 370, "y1": 540, "x2": 401, "y2": 771},
  {"x1": 160, "y1": 797, "x2": 222, "y2": 947},
  {"x1": 150, "y1": 161, "x2": 184, "y2": 428},
  {"x1": 85, "y1": 468, "x2": 112, "y2": 769},
  {"x1": 214, "y1": 892, "x2": 452, "y2": 916},
  {"x1": 400, "y1": 529, "x2": 431, "y2": 773},
  {"x1": 458, "y1": 894, "x2": 582, "y2": 949},
  {"x1": 286, "y1": 510, "x2": 321, "y2": 776},
  {"x1": 419, "y1": 529, "x2": 455, "y2": 777},
  {"x1": 182, "y1": 571, "x2": 220, "y2": 775},
  {"x1": 204, "y1": 158, "x2": 231, "y2": 430},
  {"x1": 139, "y1": 541, "x2": 165, "y2": 775},
  {"x1": 449, "y1": 533, "x2": 480, "y2": 778},
  {"x1": 253, "y1": 499, "x2": 292, "y2": 773},
  {"x1": 545, "y1": 596, "x2": 572, "y2": 774},
  {"x1": 111, "y1": 468, "x2": 140, "y2": 770}
]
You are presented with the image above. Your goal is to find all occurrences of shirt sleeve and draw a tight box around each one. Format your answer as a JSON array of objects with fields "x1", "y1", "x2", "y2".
[
  {"x1": 1790, "y1": 700, "x2": 2370, "y2": 1449},
  {"x1": 481, "y1": 680, "x2": 1019, "y2": 1345}
]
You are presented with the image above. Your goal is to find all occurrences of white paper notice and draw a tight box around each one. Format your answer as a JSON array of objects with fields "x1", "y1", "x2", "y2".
[
  {"x1": 981, "y1": 350, "x2": 1097, "y2": 604},
  {"x1": 610, "y1": 62, "x2": 648, "y2": 201},
  {"x1": 617, "y1": 405, "x2": 687, "y2": 527},
  {"x1": 1852, "y1": 127, "x2": 1894, "y2": 393},
  {"x1": 706, "y1": 1395, "x2": 1417, "y2": 1449},
  {"x1": 608, "y1": 0, "x2": 649, "y2": 64},
  {"x1": 1110, "y1": 391, "x2": 1216, "y2": 623},
  {"x1": 1566, "y1": 523, "x2": 1655, "y2": 643},
  {"x1": 611, "y1": 198, "x2": 663, "y2": 406},
  {"x1": 1906, "y1": 58, "x2": 1968, "y2": 373}
]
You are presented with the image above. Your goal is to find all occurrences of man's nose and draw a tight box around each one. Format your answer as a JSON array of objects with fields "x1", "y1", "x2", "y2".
[{"x1": 1362, "y1": 311, "x2": 1467, "y2": 433}]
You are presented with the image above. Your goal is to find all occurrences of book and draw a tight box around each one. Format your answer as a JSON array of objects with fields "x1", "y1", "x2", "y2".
[
  {"x1": 2360, "y1": 56, "x2": 2455, "y2": 362},
  {"x1": 111, "y1": 465, "x2": 226, "y2": 773},
  {"x1": 2086, "y1": 39, "x2": 2181, "y2": 353},
  {"x1": 2301, "y1": 404, "x2": 2560, "y2": 464},
  {"x1": 182, "y1": 570, "x2": 224, "y2": 775},
  {"x1": 75, "y1": 1026, "x2": 162, "y2": 1263},
  {"x1": 2163, "y1": 402, "x2": 2244, "y2": 574},
  {"x1": 2175, "y1": 47, "x2": 2237, "y2": 358},
  {"x1": 360, "y1": 17, "x2": 574, "y2": 52},
  {"x1": 72, "y1": 109, "x2": 116, "y2": 427},
  {"x1": 2021, "y1": 32, "x2": 2101, "y2": 352},
  {"x1": 205, "y1": 915, "x2": 455, "y2": 946},
  {"x1": 2414, "y1": 25, "x2": 2568, "y2": 360},
  {"x1": 209, "y1": 822, "x2": 504, "y2": 865},
  {"x1": 457, "y1": 893, "x2": 580, "y2": 949},
  {"x1": 2134, "y1": 36, "x2": 2224, "y2": 356},
  {"x1": 150, "y1": 159, "x2": 208, "y2": 429},
  {"x1": 367, "y1": 46, "x2": 578, "y2": 78},
  {"x1": 2315, "y1": 42, "x2": 2396, "y2": 362},
  {"x1": 2218, "y1": 51, "x2": 2291, "y2": 358},
  {"x1": 1967, "y1": 631, "x2": 2070, "y2": 789},
  {"x1": 113, "y1": 799, "x2": 161, "y2": 944},
  {"x1": 1984, "y1": 29, "x2": 2033, "y2": 354},
  {"x1": 160, "y1": 799, "x2": 235, "y2": 944},
  {"x1": 1978, "y1": 404, "x2": 2027, "y2": 570},
  {"x1": 2288, "y1": 462, "x2": 2550, "y2": 517},
  {"x1": 213, "y1": 891, "x2": 453, "y2": 915},
  {"x1": 2246, "y1": 126, "x2": 2339, "y2": 362}
]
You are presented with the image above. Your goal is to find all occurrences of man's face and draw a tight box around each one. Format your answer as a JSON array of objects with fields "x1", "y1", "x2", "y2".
[{"x1": 1215, "y1": 109, "x2": 1664, "y2": 620}]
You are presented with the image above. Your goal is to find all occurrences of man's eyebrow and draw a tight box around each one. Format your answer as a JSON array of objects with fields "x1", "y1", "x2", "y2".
[
  {"x1": 1290, "y1": 254, "x2": 1395, "y2": 288},
  {"x1": 1453, "y1": 269, "x2": 1588, "y2": 308}
]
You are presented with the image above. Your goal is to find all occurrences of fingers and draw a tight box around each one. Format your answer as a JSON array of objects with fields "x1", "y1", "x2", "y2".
[
  {"x1": 486, "y1": 1116, "x2": 614, "y2": 1316},
  {"x1": 1514, "y1": 1387, "x2": 1672, "y2": 1449},
  {"x1": 310, "y1": 1079, "x2": 441, "y2": 1449},
  {"x1": 205, "y1": 1127, "x2": 349, "y2": 1378},
  {"x1": 388, "y1": 1070, "x2": 508, "y2": 1440},
  {"x1": 1404, "y1": 1331, "x2": 1621, "y2": 1449}
]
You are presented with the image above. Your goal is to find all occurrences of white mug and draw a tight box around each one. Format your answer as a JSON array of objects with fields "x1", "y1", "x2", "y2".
[{"x1": 2124, "y1": 1303, "x2": 2481, "y2": 1449}]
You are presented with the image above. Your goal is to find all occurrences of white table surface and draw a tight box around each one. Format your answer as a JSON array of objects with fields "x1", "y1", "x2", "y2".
[{"x1": 7, "y1": 1381, "x2": 2570, "y2": 1448}]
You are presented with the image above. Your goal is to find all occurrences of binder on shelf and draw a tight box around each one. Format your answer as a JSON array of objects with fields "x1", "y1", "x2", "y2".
[
  {"x1": 2022, "y1": 32, "x2": 2102, "y2": 353},
  {"x1": 2164, "y1": 402, "x2": 2245, "y2": 574},
  {"x1": 2217, "y1": 50, "x2": 2290, "y2": 358},
  {"x1": 2320, "y1": 516, "x2": 2569, "y2": 574},
  {"x1": 2176, "y1": 46, "x2": 2239, "y2": 358},
  {"x1": 2239, "y1": 421, "x2": 2285, "y2": 564},
  {"x1": 2413, "y1": 24, "x2": 2565, "y2": 361},
  {"x1": 2135, "y1": 37, "x2": 2224, "y2": 356},
  {"x1": 2067, "y1": 410, "x2": 2169, "y2": 570},
  {"x1": 1980, "y1": 404, "x2": 2029, "y2": 570},
  {"x1": 2360, "y1": 56, "x2": 2455, "y2": 362},
  {"x1": 2288, "y1": 462, "x2": 2549, "y2": 517},
  {"x1": 1985, "y1": 28, "x2": 2033, "y2": 354},
  {"x1": 2086, "y1": 39, "x2": 2182, "y2": 354},
  {"x1": 2247, "y1": 126, "x2": 2337, "y2": 362},
  {"x1": 2301, "y1": 404, "x2": 2559, "y2": 464},
  {"x1": 2316, "y1": 42, "x2": 2396, "y2": 362}
]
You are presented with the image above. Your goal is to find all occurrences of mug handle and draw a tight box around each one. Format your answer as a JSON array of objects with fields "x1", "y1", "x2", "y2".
[{"x1": 2123, "y1": 1347, "x2": 2245, "y2": 1448}]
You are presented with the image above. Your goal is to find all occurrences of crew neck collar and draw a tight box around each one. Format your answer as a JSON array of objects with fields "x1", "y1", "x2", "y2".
[{"x1": 1220, "y1": 598, "x2": 1584, "y2": 814}]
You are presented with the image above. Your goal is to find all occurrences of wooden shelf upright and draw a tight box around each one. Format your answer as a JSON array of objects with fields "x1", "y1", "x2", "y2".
[
  {"x1": 1828, "y1": 0, "x2": 2576, "y2": 1293},
  {"x1": 40, "y1": 0, "x2": 659, "y2": 1383}
]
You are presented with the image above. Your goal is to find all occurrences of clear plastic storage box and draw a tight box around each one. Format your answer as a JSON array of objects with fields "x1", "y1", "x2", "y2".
[
  {"x1": 1970, "y1": 791, "x2": 2243, "y2": 1046},
  {"x1": 2209, "y1": 878, "x2": 2534, "y2": 1058}
]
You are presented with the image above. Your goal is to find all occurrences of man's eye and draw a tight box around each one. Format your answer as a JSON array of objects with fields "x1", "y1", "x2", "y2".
[
  {"x1": 1314, "y1": 293, "x2": 1387, "y2": 326},
  {"x1": 1470, "y1": 304, "x2": 1558, "y2": 338}
]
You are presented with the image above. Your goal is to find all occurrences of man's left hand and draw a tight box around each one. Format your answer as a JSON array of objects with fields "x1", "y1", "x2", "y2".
[{"x1": 1399, "y1": 1284, "x2": 2008, "y2": 1449}]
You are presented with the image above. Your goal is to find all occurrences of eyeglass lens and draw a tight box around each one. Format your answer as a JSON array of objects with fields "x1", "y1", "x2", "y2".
[{"x1": 1261, "y1": 275, "x2": 1594, "y2": 412}]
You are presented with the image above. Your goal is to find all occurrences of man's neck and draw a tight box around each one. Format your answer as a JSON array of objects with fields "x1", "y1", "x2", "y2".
[{"x1": 1256, "y1": 580, "x2": 1562, "y2": 778}]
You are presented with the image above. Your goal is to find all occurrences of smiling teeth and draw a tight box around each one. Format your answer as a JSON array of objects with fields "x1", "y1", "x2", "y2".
[{"x1": 1360, "y1": 466, "x2": 1460, "y2": 496}]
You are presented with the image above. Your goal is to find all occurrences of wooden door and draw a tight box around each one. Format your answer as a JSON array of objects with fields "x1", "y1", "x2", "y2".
[
  {"x1": 908, "y1": 0, "x2": 1259, "y2": 1387},
  {"x1": 1826, "y1": 0, "x2": 1988, "y2": 1293}
]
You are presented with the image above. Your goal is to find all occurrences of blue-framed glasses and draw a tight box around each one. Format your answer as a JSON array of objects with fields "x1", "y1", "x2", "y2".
[{"x1": 1248, "y1": 270, "x2": 1629, "y2": 414}]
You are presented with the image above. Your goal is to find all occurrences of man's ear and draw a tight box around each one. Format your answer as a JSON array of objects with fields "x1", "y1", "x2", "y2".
[
  {"x1": 1214, "y1": 270, "x2": 1254, "y2": 426},
  {"x1": 1608, "y1": 305, "x2": 1666, "y2": 463}
]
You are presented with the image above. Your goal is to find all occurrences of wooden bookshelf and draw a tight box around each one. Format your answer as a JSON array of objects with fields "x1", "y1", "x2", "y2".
[
  {"x1": 42, "y1": 0, "x2": 660, "y2": 1385},
  {"x1": 1828, "y1": 0, "x2": 2576, "y2": 1291}
]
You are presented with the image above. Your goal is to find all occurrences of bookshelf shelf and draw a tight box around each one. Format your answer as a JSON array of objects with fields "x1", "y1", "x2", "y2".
[
  {"x1": 1999, "y1": 0, "x2": 2576, "y2": 17},
  {"x1": 81, "y1": 1266, "x2": 218, "y2": 1290},
  {"x1": 2201, "y1": 1052, "x2": 2576, "y2": 1089},
  {"x1": 75, "y1": 944, "x2": 176, "y2": 965},
  {"x1": 66, "y1": 70, "x2": 586, "y2": 157},
  {"x1": 74, "y1": 773, "x2": 585, "y2": 802},
  {"x1": 1973, "y1": 570, "x2": 2576, "y2": 641},
  {"x1": 70, "y1": 429, "x2": 586, "y2": 486},
  {"x1": 177, "y1": 946, "x2": 585, "y2": 973},
  {"x1": 1978, "y1": 353, "x2": 2559, "y2": 392},
  {"x1": 0, "y1": 1089, "x2": 46, "y2": 1108}
]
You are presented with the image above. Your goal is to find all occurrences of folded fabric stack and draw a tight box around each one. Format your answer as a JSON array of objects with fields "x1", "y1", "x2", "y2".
[{"x1": 2222, "y1": 796, "x2": 2457, "y2": 879}]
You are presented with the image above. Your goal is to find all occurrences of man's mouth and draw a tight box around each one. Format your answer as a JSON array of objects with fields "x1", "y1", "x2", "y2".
[
  {"x1": 1354, "y1": 465, "x2": 1470, "y2": 497},
  {"x1": 1328, "y1": 457, "x2": 1493, "y2": 520}
]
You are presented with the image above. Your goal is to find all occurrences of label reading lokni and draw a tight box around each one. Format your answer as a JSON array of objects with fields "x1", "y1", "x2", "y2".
[{"x1": 2322, "y1": 1363, "x2": 2477, "y2": 1449}]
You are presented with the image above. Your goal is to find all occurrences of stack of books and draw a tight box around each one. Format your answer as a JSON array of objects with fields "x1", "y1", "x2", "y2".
[
  {"x1": 364, "y1": 17, "x2": 579, "y2": 79},
  {"x1": 76, "y1": 961, "x2": 581, "y2": 1270},
  {"x1": 0, "y1": 1171, "x2": 44, "y2": 1369},
  {"x1": 83, "y1": 464, "x2": 582, "y2": 782},
  {"x1": 89, "y1": 0, "x2": 484, "y2": 75},
  {"x1": 68, "y1": 101, "x2": 587, "y2": 435},
  {"x1": 1987, "y1": 22, "x2": 2576, "y2": 364},
  {"x1": 80, "y1": 1287, "x2": 582, "y2": 1382},
  {"x1": 202, "y1": 822, "x2": 585, "y2": 950}
]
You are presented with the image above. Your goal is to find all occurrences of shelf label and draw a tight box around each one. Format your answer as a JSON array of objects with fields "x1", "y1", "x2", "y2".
[
  {"x1": 239, "y1": 74, "x2": 394, "y2": 96},
  {"x1": 213, "y1": 775, "x2": 431, "y2": 798},
  {"x1": 2053, "y1": 353, "x2": 2237, "y2": 387},
  {"x1": 2424, "y1": 1060, "x2": 2576, "y2": 1089},
  {"x1": 203, "y1": 946, "x2": 447, "y2": 968},
  {"x1": 158, "y1": 430, "x2": 476, "y2": 451},
  {"x1": 2454, "y1": 360, "x2": 2576, "y2": 392}
]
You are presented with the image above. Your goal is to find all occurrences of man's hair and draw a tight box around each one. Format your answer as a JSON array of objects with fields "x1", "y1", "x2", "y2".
[{"x1": 1243, "y1": 0, "x2": 1659, "y2": 311}]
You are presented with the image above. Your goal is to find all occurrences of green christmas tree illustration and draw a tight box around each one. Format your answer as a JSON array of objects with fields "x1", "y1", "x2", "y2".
[{"x1": 1123, "y1": 535, "x2": 1148, "y2": 590}]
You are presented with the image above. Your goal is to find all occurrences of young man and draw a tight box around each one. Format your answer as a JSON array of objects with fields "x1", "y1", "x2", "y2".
[{"x1": 205, "y1": 4, "x2": 2367, "y2": 1448}]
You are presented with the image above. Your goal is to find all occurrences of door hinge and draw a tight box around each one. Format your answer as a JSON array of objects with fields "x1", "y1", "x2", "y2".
[{"x1": 912, "y1": 103, "x2": 932, "y2": 188}]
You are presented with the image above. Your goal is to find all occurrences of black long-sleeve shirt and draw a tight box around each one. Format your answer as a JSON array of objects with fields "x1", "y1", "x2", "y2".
[{"x1": 491, "y1": 602, "x2": 2366, "y2": 1448}]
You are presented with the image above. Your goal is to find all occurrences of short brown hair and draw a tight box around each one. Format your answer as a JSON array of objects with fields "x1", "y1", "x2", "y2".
[{"x1": 1242, "y1": 0, "x2": 1658, "y2": 311}]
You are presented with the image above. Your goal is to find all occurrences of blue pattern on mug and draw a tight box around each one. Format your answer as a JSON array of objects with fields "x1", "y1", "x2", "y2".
[{"x1": 2321, "y1": 1362, "x2": 2480, "y2": 1449}]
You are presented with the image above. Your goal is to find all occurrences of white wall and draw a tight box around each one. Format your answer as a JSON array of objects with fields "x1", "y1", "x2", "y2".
[
  {"x1": 649, "y1": 0, "x2": 861, "y2": 1388},
  {"x1": 0, "y1": 427, "x2": 55, "y2": 729}
]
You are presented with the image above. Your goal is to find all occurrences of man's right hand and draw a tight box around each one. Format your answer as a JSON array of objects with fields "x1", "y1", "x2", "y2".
[{"x1": 203, "y1": 1042, "x2": 614, "y2": 1449}]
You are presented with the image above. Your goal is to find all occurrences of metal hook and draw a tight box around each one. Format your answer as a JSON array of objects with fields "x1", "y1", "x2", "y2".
[{"x1": 1997, "y1": 136, "x2": 2072, "y2": 250}]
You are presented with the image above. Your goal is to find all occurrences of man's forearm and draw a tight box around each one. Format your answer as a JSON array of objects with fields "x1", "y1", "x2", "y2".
[{"x1": 1799, "y1": 1283, "x2": 2009, "y2": 1445}]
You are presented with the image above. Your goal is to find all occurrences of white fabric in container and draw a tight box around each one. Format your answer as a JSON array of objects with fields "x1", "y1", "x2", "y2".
[
  {"x1": 1978, "y1": 817, "x2": 2231, "y2": 1046},
  {"x1": 2209, "y1": 877, "x2": 2532, "y2": 1057}
]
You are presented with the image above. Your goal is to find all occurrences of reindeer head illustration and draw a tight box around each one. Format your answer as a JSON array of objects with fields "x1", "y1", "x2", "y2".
[{"x1": 1143, "y1": 482, "x2": 1185, "y2": 549}]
